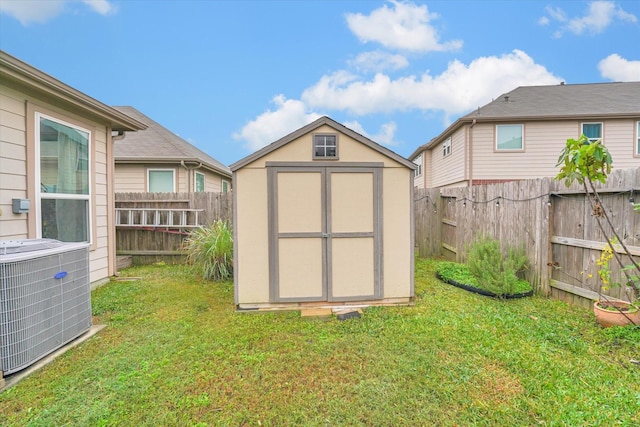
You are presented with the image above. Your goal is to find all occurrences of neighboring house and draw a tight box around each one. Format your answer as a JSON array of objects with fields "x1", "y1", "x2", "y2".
[
  {"x1": 0, "y1": 50, "x2": 147, "y2": 284},
  {"x1": 410, "y1": 82, "x2": 640, "y2": 189},
  {"x1": 231, "y1": 116, "x2": 415, "y2": 311},
  {"x1": 112, "y1": 106, "x2": 231, "y2": 193}
]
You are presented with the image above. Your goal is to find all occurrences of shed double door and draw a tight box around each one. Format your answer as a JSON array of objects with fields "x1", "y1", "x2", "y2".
[{"x1": 268, "y1": 165, "x2": 382, "y2": 302}]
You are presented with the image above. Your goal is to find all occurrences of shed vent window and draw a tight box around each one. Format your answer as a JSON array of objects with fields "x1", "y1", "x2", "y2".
[{"x1": 313, "y1": 134, "x2": 338, "y2": 159}]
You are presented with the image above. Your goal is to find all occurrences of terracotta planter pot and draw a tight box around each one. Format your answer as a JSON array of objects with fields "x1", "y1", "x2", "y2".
[{"x1": 593, "y1": 301, "x2": 640, "y2": 328}]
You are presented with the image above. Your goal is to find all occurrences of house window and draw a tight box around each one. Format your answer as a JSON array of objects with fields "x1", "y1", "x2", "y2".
[
  {"x1": 313, "y1": 134, "x2": 338, "y2": 159},
  {"x1": 413, "y1": 154, "x2": 422, "y2": 177},
  {"x1": 582, "y1": 122, "x2": 602, "y2": 144},
  {"x1": 195, "y1": 172, "x2": 205, "y2": 192},
  {"x1": 443, "y1": 138, "x2": 452, "y2": 157},
  {"x1": 148, "y1": 169, "x2": 175, "y2": 192},
  {"x1": 496, "y1": 124, "x2": 523, "y2": 150},
  {"x1": 636, "y1": 121, "x2": 639, "y2": 155},
  {"x1": 222, "y1": 180, "x2": 230, "y2": 193},
  {"x1": 37, "y1": 114, "x2": 91, "y2": 243}
]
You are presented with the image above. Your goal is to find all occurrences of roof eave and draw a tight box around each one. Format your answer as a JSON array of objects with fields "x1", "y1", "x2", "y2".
[
  {"x1": 0, "y1": 51, "x2": 147, "y2": 132},
  {"x1": 115, "y1": 157, "x2": 231, "y2": 177}
]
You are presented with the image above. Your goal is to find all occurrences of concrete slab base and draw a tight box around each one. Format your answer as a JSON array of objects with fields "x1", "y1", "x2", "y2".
[{"x1": 0, "y1": 324, "x2": 106, "y2": 393}]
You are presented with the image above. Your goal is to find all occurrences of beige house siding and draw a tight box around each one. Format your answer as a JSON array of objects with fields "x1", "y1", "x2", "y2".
[
  {"x1": 603, "y1": 119, "x2": 640, "y2": 169},
  {"x1": 0, "y1": 82, "x2": 129, "y2": 284},
  {"x1": 430, "y1": 127, "x2": 467, "y2": 188},
  {"x1": 423, "y1": 149, "x2": 433, "y2": 189},
  {"x1": 0, "y1": 88, "x2": 28, "y2": 239},
  {"x1": 191, "y1": 169, "x2": 227, "y2": 192},
  {"x1": 114, "y1": 164, "x2": 146, "y2": 192},
  {"x1": 471, "y1": 119, "x2": 640, "y2": 181},
  {"x1": 114, "y1": 163, "x2": 229, "y2": 193}
]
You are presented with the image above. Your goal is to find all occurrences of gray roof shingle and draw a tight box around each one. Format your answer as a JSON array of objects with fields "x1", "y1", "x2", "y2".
[
  {"x1": 410, "y1": 81, "x2": 640, "y2": 159},
  {"x1": 464, "y1": 82, "x2": 640, "y2": 119},
  {"x1": 113, "y1": 106, "x2": 230, "y2": 177}
]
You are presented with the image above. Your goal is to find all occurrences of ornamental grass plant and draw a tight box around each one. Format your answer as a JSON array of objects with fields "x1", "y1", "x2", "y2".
[{"x1": 182, "y1": 219, "x2": 233, "y2": 281}]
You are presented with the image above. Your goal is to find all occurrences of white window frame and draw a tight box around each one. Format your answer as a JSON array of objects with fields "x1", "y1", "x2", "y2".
[
  {"x1": 222, "y1": 179, "x2": 230, "y2": 193},
  {"x1": 195, "y1": 171, "x2": 205, "y2": 192},
  {"x1": 496, "y1": 124, "x2": 524, "y2": 151},
  {"x1": 443, "y1": 138, "x2": 452, "y2": 157},
  {"x1": 35, "y1": 113, "x2": 92, "y2": 243},
  {"x1": 581, "y1": 122, "x2": 603, "y2": 144},
  {"x1": 147, "y1": 168, "x2": 175, "y2": 192},
  {"x1": 636, "y1": 121, "x2": 640, "y2": 156},
  {"x1": 413, "y1": 154, "x2": 423, "y2": 177},
  {"x1": 313, "y1": 134, "x2": 339, "y2": 159}
]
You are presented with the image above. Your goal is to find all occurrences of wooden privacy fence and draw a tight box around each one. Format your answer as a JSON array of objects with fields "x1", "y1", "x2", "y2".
[
  {"x1": 115, "y1": 192, "x2": 232, "y2": 263},
  {"x1": 115, "y1": 169, "x2": 640, "y2": 307},
  {"x1": 414, "y1": 167, "x2": 640, "y2": 308}
]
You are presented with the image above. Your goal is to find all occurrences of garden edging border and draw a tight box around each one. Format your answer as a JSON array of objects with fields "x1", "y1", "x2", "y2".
[{"x1": 436, "y1": 273, "x2": 533, "y2": 299}]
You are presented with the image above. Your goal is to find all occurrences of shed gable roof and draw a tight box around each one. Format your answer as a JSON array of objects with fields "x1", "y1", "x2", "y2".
[
  {"x1": 230, "y1": 116, "x2": 416, "y2": 171},
  {"x1": 409, "y1": 81, "x2": 640, "y2": 159},
  {"x1": 113, "y1": 106, "x2": 231, "y2": 177}
]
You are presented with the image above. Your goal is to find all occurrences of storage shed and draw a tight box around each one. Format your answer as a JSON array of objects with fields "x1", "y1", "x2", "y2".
[{"x1": 230, "y1": 117, "x2": 416, "y2": 311}]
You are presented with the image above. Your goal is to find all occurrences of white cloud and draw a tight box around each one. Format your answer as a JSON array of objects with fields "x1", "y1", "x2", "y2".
[
  {"x1": 301, "y1": 50, "x2": 562, "y2": 117},
  {"x1": 345, "y1": 0, "x2": 462, "y2": 52},
  {"x1": 544, "y1": 6, "x2": 568, "y2": 23},
  {"x1": 83, "y1": 0, "x2": 115, "y2": 15},
  {"x1": 233, "y1": 95, "x2": 322, "y2": 151},
  {"x1": 540, "y1": 1, "x2": 637, "y2": 37},
  {"x1": 598, "y1": 54, "x2": 640, "y2": 81},
  {"x1": 349, "y1": 51, "x2": 410, "y2": 73},
  {"x1": 343, "y1": 120, "x2": 399, "y2": 146},
  {"x1": 0, "y1": 0, "x2": 114, "y2": 25}
]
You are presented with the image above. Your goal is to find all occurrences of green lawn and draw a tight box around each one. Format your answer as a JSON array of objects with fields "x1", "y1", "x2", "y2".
[{"x1": 1, "y1": 258, "x2": 639, "y2": 426}]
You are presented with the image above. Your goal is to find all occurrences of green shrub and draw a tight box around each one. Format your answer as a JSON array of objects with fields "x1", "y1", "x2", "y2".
[
  {"x1": 466, "y1": 235, "x2": 529, "y2": 296},
  {"x1": 183, "y1": 219, "x2": 233, "y2": 281},
  {"x1": 435, "y1": 261, "x2": 479, "y2": 286}
]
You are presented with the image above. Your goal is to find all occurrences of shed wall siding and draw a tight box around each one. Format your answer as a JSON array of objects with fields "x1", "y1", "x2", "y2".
[
  {"x1": 235, "y1": 168, "x2": 270, "y2": 303},
  {"x1": 382, "y1": 167, "x2": 412, "y2": 297},
  {"x1": 235, "y1": 124, "x2": 413, "y2": 306}
]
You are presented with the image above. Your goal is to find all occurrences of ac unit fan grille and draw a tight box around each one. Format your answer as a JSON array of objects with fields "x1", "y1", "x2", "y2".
[{"x1": 1, "y1": 243, "x2": 91, "y2": 375}]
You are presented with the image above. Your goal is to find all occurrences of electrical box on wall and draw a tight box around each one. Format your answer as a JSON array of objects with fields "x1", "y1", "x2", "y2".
[{"x1": 12, "y1": 199, "x2": 30, "y2": 214}]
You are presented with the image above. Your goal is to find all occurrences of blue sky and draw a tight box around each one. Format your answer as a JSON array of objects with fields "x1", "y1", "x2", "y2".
[{"x1": 1, "y1": 0, "x2": 639, "y2": 165}]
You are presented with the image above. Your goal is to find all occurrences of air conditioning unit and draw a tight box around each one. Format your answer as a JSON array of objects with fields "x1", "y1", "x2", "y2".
[{"x1": 0, "y1": 239, "x2": 92, "y2": 376}]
